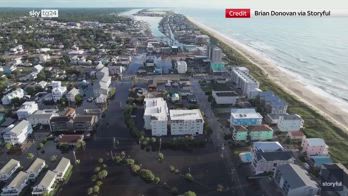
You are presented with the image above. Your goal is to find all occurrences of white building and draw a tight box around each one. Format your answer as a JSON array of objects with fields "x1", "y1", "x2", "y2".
[
  {"x1": 230, "y1": 108, "x2": 263, "y2": 127},
  {"x1": 94, "y1": 65, "x2": 111, "y2": 98},
  {"x1": 26, "y1": 158, "x2": 46, "y2": 181},
  {"x1": 66, "y1": 88, "x2": 80, "y2": 102},
  {"x1": 277, "y1": 114, "x2": 304, "y2": 132},
  {"x1": 175, "y1": 61, "x2": 188, "y2": 74},
  {"x1": 16, "y1": 101, "x2": 39, "y2": 120},
  {"x1": 0, "y1": 159, "x2": 21, "y2": 181},
  {"x1": 53, "y1": 157, "x2": 71, "y2": 181},
  {"x1": 3, "y1": 120, "x2": 33, "y2": 145},
  {"x1": 144, "y1": 98, "x2": 169, "y2": 136},
  {"x1": 231, "y1": 67, "x2": 260, "y2": 98},
  {"x1": 33, "y1": 64, "x2": 44, "y2": 74},
  {"x1": 1, "y1": 171, "x2": 29, "y2": 196},
  {"x1": 212, "y1": 91, "x2": 239, "y2": 105},
  {"x1": 1, "y1": 88, "x2": 25, "y2": 105},
  {"x1": 51, "y1": 81, "x2": 67, "y2": 102},
  {"x1": 169, "y1": 109, "x2": 204, "y2": 135},
  {"x1": 28, "y1": 109, "x2": 59, "y2": 126},
  {"x1": 301, "y1": 138, "x2": 329, "y2": 157},
  {"x1": 274, "y1": 163, "x2": 319, "y2": 196},
  {"x1": 32, "y1": 170, "x2": 57, "y2": 196}
]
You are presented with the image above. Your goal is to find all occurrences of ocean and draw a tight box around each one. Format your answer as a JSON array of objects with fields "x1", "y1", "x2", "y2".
[{"x1": 122, "y1": 8, "x2": 348, "y2": 109}]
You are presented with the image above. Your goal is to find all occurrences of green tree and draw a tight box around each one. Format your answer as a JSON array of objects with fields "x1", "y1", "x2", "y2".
[
  {"x1": 75, "y1": 94, "x2": 83, "y2": 106},
  {"x1": 158, "y1": 152, "x2": 164, "y2": 162},
  {"x1": 139, "y1": 169, "x2": 155, "y2": 183},
  {"x1": 26, "y1": 153, "x2": 34, "y2": 160},
  {"x1": 185, "y1": 173, "x2": 194, "y2": 182},
  {"x1": 87, "y1": 187, "x2": 93, "y2": 195},
  {"x1": 98, "y1": 158, "x2": 104, "y2": 164},
  {"x1": 131, "y1": 164, "x2": 141, "y2": 174},
  {"x1": 5, "y1": 143, "x2": 12, "y2": 150},
  {"x1": 94, "y1": 167, "x2": 101, "y2": 173},
  {"x1": 184, "y1": 191, "x2": 197, "y2": 196},
  {"x1": 98, "y1": 170, "x2": 108, "y2": 180},
  {"x1": 93, "y1": 185, "x2": 100, "y2": 193},
  {"x1": 154, "y1": 176, "x2": 160, "y2": 184}
]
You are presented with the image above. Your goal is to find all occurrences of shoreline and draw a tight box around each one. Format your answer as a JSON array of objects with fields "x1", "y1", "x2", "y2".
[{"x1": 187, "y1": 17, "x2": 348, "y2": 133}]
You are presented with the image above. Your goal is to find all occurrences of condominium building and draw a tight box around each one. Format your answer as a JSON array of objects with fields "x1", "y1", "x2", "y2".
[
  {"x1": 26, "y1": 158, "x2": 46, "y2": 181},
  {"x1": 3, "y1": 120, "x2": 33, "y2": 145},
  {"x1": 230, "y1": 108, "x2": 263, "y2": 127},
  {"x1": 169, "y1": 109, "x2": 204, "y2": 135},
  {"x1": 301, "y1": 138, "x2": 329, "y2": 157},
  {"x1": 28, "y1": 109, "x2": 59, "y2": 126},
  {"x1": 53, "y1": 157, "x2": 71, "y2": 181},
  {"x1": 143, "y1": 98, "x2": 169, "y2": 136},
  {"x1": 208, "y1": 46, "x2": 222, "y2": 63},
  {"x1": 16, "y1": 101, "x2": 39, "y2": 120},
  {"x1": 32, "y1": 170, "x2": 57, "y2": 195},
  {"x1": 1, "y1": 88, "x2": 25, "y2": 105},
  {"x1": 231, "y1": 67, "x2": 260, "y2": 98},
  {"x1": 1, "y1": 171, "x2": 29, "y2": 196},
  {"x1": 0, "y1": 159, "x2": 21, "y2": 181},
  {"x1": 277, "y1": 114, "x2": 304, "y2": 132},
  {"x1": 274, "y1": 163, "x2": 319, "y2": 196}
]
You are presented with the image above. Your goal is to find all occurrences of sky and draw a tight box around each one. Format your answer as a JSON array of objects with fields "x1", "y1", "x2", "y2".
[{"x1": 1, "y1": 0, "x2": 348, "y2": 9}]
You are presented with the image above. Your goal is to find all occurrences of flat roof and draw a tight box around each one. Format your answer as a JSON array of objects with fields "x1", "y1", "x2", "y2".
[
  {"x1": 305, "y1": 138, "x2": 327, "y2": 146},
  {"x1": 7, "y1": 171, "x2": 29, "y2": 189},
  {"x1": 8, "y1": 120, "x2": 30, "y2": 136},
  {"x1": 54, "y1": 157, "x2": 70, "y2": 173},
  {"x1": 26, "y1": 158, "x2": 45, "y2": 174},
  {"x1": 0, "y1": 159, "x2": 19, "y2": 175},
  {"x1": 253, "y1": 141, "x2": 284, "y2": 152},
  {"x1": 34, "y1": 170, "x2": 56, "y2": 189},
  {"x1": 170, "y1": 109, "x2": 203, "y2": 121},
  {"x1": 231, "y1": 108, "x2": 263, "y2": 119}
]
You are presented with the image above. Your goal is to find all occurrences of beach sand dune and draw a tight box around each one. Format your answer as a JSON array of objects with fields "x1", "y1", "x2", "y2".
[{"x1": 188, "y1": 17, "x2": 348, "y2": 133}]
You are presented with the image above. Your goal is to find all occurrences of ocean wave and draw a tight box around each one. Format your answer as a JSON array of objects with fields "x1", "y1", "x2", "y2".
[{"x1": 309, "y1": 56, "x2": 336, "y2": 65}]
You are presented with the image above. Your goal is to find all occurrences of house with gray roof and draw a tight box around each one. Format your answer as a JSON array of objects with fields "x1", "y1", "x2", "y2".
[
  {"x1": 1, "y1": 171, "x2": 29, "y2": 196},
  {"x1": 274, "y1": 163, "x2": 319, "y2": 196},
  {"x1": 0, "y1": 159, "x2": 21, "y2": 181},
  {"x1": 26, "y1": 158, "x2": 46, "y2": 181},
  {"x1": 32, "y1": 170, "x2": 57, "y2": 195},
  {"x1": 53, "y1": 157, "x2": 71, "y2": 181}
]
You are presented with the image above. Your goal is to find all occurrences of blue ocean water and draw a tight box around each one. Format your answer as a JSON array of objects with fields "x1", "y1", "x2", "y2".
[{"x1": 176, "y1": 8, "x2": 348, "y2": 104}]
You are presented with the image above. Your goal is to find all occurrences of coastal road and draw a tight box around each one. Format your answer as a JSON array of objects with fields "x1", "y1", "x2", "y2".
[{"x1": 191, "y1": 79, "x2": 247, "y2": 196}]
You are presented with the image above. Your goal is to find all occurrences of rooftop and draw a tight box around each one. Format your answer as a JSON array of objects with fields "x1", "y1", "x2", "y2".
[
  {"x1": 253, "y1": 141, "x2": 284, "y2": 152},
  {"x1": 0, "y1": 159, "x2": 19, "y2": 175},
  {"x1": 33, "y1": 170, "x2": 56, "y2": 190},
  {"x1": 58, "y1": 134, "x2": 84, "y2": 144},
  {"x1": 8, "y1": 120, "x2": 31, "y2": 136},
  {"x1": 305, "y1": 138, "x2": 327, "y2": 146},
  {"x1": 231, "y1": 108, "x2": 263, "y2": 119},
  {"x1": 277, "y1": 163, "x2": 318, "y2": 188},
  {"x1": 257, "y1": 150, "x2": 293, "y2": 161},
  {"x1": 26, "y1": 158, "x2": 45, "y2": 174},
  {"x1": 54, "y1": 157, "x2": 70, "y2": 174},
  {"x1": 73, "y1": 115, "x2": 95, "y2": 123},
  {"x1": 7, "y1": 171, "x2": 29, "y2": 189},
  {"x1": 214, "y1": 91, "x2": 238, "y2": 97},
  {"x1": 170, "y1": 109, "x2": 203, "y2": 121},
  {"x1": 248, "y1": 124, "x2": 273, "y2": 132}
]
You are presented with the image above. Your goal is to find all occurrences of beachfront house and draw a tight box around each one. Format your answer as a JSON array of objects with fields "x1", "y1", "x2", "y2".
[
  {"x1": 274, "y1": 163, "x2": 319, "y2": 196},
  {"x1": 301, "y1": 138, "x2": 329, "y2": 157},
  {"x1": 232, "y1": 126, "x2": 248, "y2": 141},
  {"x1": 53, "y1": 157, "x2": 71, "y2": 181},
  {"x1": 26, "y1": 158, "x2": 46, "y2": 181},
  {"x1": 277, "y1": 114, "x2": 304, "y2": 132},
  {"x1": 1, "y1": 171, "x2": 29, "y2": 196},
  {"x1": 32, "y1": 170, "x2": 57, "y2": 195},
  {"x1": 257, "y1": 91, "x2": 288, "y2": 114},
  {"x1": 0, "y1": 159, "x2": 21, "y2": 181}
]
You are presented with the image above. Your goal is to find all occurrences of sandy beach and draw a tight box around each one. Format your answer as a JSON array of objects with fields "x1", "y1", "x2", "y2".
[{"x1": 188, "y1": 17, "x2": 348, "y2": 133}]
